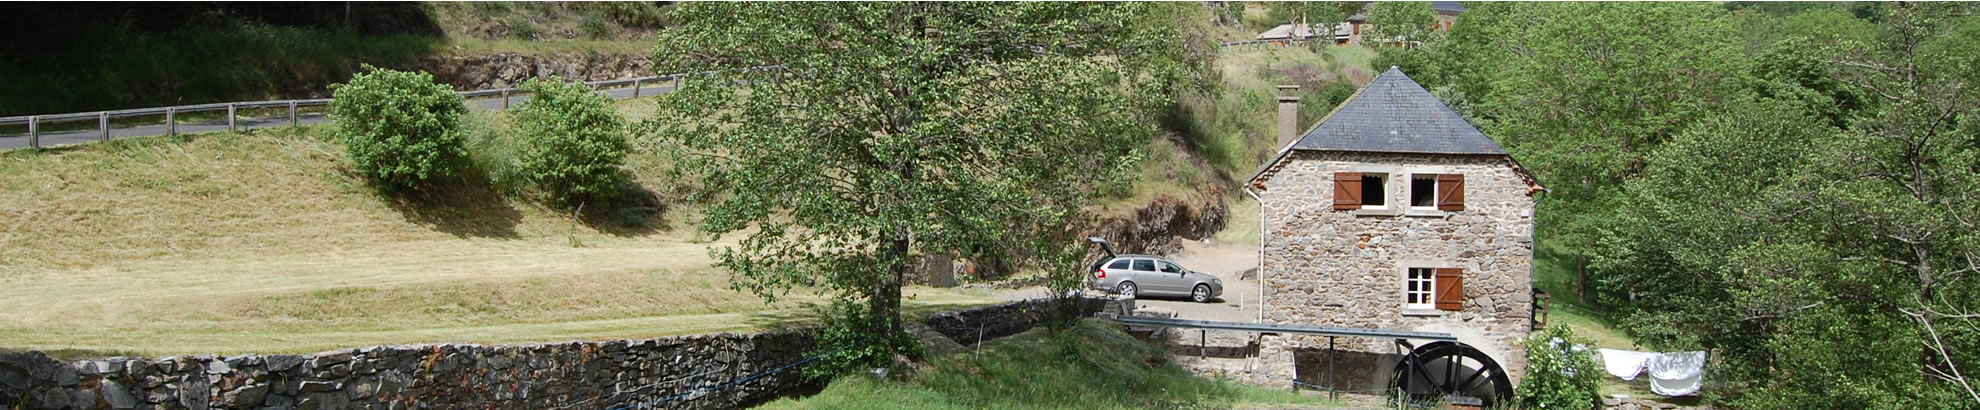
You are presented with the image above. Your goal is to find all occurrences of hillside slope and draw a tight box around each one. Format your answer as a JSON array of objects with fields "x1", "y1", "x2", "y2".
[{"x1": 0, "y1": 103, "x2": 998, "y2": 357}]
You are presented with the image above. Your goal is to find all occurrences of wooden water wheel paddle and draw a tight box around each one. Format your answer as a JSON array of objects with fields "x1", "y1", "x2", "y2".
[{"x1": 1389, "y1": 341, "x2": 1514, "y2": 406}]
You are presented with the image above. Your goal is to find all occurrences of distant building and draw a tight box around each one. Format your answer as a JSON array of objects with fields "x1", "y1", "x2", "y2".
[{"x1": 1340, "y1": 1, "x2": 1465, "y2": 46}]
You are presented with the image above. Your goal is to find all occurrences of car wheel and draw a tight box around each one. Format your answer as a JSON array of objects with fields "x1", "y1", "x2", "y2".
[
  {"x1": 1192, "y1": 284, "x2": 1212, "y2": 303},
  {"x1": 1117, "y1": 282, "x2": 1138, "y2": 299}
]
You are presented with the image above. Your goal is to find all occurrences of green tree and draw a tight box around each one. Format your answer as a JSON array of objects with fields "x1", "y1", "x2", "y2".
[
  {"x1": 1366, "y1": 1, "x2": 1437, "y2": 45},
  {"x1": 511, "y1": 76, "x2": 630, "y2": 207},
  {"x1": 1517, "y1": 325, "x2": 1602, "y2": 409},
  {"x1": 1594, "y1": 4, "x2": 1980, "y2": 406},
  {"x1": 328, "y1": 66, "x2": 470, "y2": 192},
  {"x1": 1265, "y1": 2, "x2": 1347, "y2": 41},
  {"x1": 1433, "y1": 3, "x2": 1749, "y2": 287},
  {"x1": 649, "y1": 2, "x2": 1197, "y2": 366}
]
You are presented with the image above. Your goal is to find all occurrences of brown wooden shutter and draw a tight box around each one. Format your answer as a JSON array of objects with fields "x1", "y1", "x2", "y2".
[
  {"x1": 1434, "y1": 268, "x2": 1465, "y2": 311},
  {"x1": 1333, "y1": 172, "x2": 1363, "y2": 210},
  {"x1": 1437, "y1": 173, "x2": 1465, "y2": 211}
]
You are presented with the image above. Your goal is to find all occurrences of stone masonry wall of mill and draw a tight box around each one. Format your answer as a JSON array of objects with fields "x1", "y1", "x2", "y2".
[{"x1": 1253, "y1": 150, "x2": 1536, "y2": 391}]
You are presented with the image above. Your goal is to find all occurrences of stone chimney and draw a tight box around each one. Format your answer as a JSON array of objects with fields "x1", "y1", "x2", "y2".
[{"x1": 1276, "y1": 85, "x2": 1302, "y2": 147}]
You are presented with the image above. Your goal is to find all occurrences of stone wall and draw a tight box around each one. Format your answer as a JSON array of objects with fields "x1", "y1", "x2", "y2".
[
  {"x1": 2, "y1": 297, "x2": 1118, "y2": 410},
  {"x1": 0, "y1": 332, "x2": 811, "y2": 410},
  {"x1": 922, "y1": 297, "x2": 1120, "y2": 345},
  {"x1": 1252, "y1": 151, "x2": 1537, "y2": 390}
]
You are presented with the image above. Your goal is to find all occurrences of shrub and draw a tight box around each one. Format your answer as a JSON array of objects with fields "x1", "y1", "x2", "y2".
[
  {"x1": 1518, "y1": 325, "x2": 1603, "y2": 409},
  {"x1": 511, "y1": 76, "x2": 630, "y2": 206},
  {"x1": 328, "y1": 66, "x2": 470, "y2": 192},
  {"x1": 800, "y1": 302, "x2": 925, "y2": 382}
]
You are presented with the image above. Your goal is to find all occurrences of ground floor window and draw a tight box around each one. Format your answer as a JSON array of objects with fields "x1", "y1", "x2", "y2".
[{"x1": 1406, "y1": 267, "x2": 1436, "y2": 310}]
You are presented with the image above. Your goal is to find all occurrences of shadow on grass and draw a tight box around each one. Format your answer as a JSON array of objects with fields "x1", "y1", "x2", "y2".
[
  {"x1": 378, "y1": 167, "x2": 524, "y2": 239},
  {"x1": 574, "y1": 179, "x2": 669, "y2": 237}
]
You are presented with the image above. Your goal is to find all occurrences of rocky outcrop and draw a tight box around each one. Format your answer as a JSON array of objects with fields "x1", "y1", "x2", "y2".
[
  {"x1": 418, "y1": 52, "x2": 655, "y2": 91},
  {"x1": 1089, "y1": 187, "x2": 1230, "y2": 256}
]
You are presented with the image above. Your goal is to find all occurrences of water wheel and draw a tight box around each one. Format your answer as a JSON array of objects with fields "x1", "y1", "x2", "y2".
[{"x1": 1389, "y1": 341, "x2": 1514, "y2": 406}]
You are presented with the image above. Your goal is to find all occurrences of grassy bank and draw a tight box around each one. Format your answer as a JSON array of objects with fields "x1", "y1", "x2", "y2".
[
  {"x1": 0, "y1": 98, "x2": 1006, "y2": 358},
  {"x1": 761, "y1": 319, "x2": 1340, "y2": 409}
]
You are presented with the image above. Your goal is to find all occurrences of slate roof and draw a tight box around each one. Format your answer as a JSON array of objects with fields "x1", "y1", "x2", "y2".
[
  {"x1": 1248, "y1": 67, "x2": 1509, "y2": 185},
  {"x1": 1433, "y1": 1, "x2": 1467, "y2": 14},
  {"x1": 1289, "y1": 67, "x2": 1503, "y2": 155}
]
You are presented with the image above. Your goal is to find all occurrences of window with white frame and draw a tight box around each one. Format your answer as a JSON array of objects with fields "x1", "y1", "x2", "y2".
[
  {"x1": 1405, "y1": 267, "x2": 1436, "y2": 310},
  {"x1": 1410, "y1": 174, "x2": 1437, "y2": 209},
  {"x1": 1361, "y1": 173, "x2": 1388, "y2": 208}
]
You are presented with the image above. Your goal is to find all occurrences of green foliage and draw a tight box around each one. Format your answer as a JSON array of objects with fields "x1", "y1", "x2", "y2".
[
  {"x1": 1366, "y1": 2, "x2": 1438, "y2": 44},
  {"x1": 1432, "y1": 2, "x2": 1749, "y2": 267},
  {"x1": 651, "y1": 2, "x2": 1202, "y2": 366},
  {"x1": 801, "y1": 302, "x2": 925, "y2": 382},
  {"x1": 766, "y1": 320, "x2": 1337, "y2": 409},
  {"x1": 588, "y1": 2, "x2": 668, "y2": 29},
  {"x1": 328, "y1": 66, "x2": 470, "y2": 192},
  {"x1": 506, "y1": 15, "x2": 536, "y2": 40},
  {"x1": 1518, "y1": 325, "x2": 1601, "y2": 409},
  {"x1": 1417, "y1": 2, "x2": 1980, "y2": 406},
  {"x1": 511, "y1": 77, "x2": 629, "y2": 206}
]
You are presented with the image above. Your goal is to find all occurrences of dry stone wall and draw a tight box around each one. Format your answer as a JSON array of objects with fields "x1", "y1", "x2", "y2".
[
  {"x1": 1252, "y1": 151, "x2": 1537, "y2": 391},
  {"x1": 2, "y1": 297, "x2": 1118, "y2": 410},
  {"x1": 0, "y1": 332, "x2": 811, "y2": 410}
]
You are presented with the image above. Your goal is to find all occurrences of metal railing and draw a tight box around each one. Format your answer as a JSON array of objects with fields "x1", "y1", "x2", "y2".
[
  {"x1": 1218, "y1": 39, "x2": 1325, "y2": 50},
  {"x1": 0, "y1": 64, "x2": 784, "y2": 149}
]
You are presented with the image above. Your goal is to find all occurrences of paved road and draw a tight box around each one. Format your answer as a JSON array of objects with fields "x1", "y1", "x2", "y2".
[{"x1": 0, "y1": 83, "x2": 674, "y2": 150}]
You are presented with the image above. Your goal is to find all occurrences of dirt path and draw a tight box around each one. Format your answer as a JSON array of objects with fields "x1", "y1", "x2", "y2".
[{"x1": 996, "y1": 239, "x2": 1264, "y2": 322}]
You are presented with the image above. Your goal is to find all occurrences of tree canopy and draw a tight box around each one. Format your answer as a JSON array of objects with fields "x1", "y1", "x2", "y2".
[
  {"x1": 647, "y1": 2, "x2": 1206, "y2": 365},
  {"x1": 1411, "y1": 2, "x2": 1980, "y2": 406}
]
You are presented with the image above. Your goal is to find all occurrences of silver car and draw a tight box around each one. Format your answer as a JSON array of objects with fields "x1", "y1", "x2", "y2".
[{"x1": 1088, "y1": 254, "x2": 1224, "y2": 303}]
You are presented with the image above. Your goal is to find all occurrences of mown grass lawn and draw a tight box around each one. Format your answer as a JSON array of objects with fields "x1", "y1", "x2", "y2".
[
  {"x1": 761, "y1": 319, "x2": 1342, "y2": 410},
  {"x1": 0, "y1": 105, "x2": 1006, "y2": 358}
]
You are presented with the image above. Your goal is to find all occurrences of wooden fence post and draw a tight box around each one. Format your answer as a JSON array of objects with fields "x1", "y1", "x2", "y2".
[
  {"x1": 227, "y1": 104, "x2": 237, "y2": 133},
  {"x1": 288, "y1": 102, "x2": 298, "y2": 127},
  {"x1": 27, "y1": 116, "x2": 38, "y2": 149},
  {"x1": 99, "y1": 112, "x2": 109, "y2": 142},
  {"x1": 673, "y1": 75, "x2": 681, "y2": 90},
  {"x1": 166, "y1": 108, "x2": 176, "y2": 136},
  {"x1": 633, "y1": 79, "x2": 642, "y2": 98},
  {"x1": 502, "y1": 90, "x2": 511, "y2": 109}
]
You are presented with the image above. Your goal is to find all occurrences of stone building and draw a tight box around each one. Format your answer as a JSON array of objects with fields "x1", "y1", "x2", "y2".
[{"x1": 1244, "y1": 67, "x2": 1543, "y2": 400}]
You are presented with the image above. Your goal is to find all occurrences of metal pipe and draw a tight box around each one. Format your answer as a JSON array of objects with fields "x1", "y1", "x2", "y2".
[
  {"x1": 1244, "y1": 185, "x2": 1266, "y2": 324},
  {"x1": 1328, "y1": 336, "x2": 1337, "y2": 400},
  {"x1": 99, "y1": 112, "x2": 109, "y2": 142}
]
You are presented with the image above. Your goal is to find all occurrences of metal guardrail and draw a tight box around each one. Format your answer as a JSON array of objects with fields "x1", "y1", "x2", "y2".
[
  {"x1": 1217, "y1": 39, "x2": 1321, "y2": 49},
  {"x1": 1, "y1": 64, "x2": 785, "y2": 149}
]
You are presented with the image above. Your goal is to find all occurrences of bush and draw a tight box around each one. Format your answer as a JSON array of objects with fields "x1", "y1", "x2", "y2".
[
  {"x1": 801, "y1": 302, "x2": 925, "y2": 382},
  {"x1": 1518, "y1": 325, "x2": 1603, "y2": 409},
  {"x1": 511, "y1": 77, "x2": 630, "y2": 206},
  {"x1": 328, "y1": 66, "x2": 470, "y2": 192}
]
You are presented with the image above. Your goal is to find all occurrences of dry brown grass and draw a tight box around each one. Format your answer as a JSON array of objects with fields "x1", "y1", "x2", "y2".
[{"x1": 0, "y1": 120, "x2": 1000, "y2": 358}]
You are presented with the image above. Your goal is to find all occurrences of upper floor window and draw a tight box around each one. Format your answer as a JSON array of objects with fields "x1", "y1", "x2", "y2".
[{"x1": 1336, "y1": 171, "x2": 1463, "y2": 212}]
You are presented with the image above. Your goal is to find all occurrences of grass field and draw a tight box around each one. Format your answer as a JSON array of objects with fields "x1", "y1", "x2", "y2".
[
  {"x1": 760, "y1": 319, "x2": 1344, "y2": 409},
  {"x1": 0, "y1": 100, "x2": 1006, "y2": 358}
]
